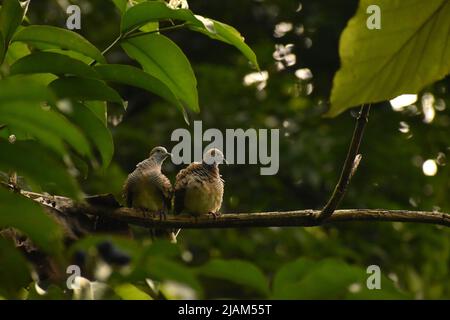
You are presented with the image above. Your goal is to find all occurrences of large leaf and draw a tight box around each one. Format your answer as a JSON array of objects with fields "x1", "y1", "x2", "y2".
[
  {"x1": 145, "y1": 257, "x2": 202, "y2": 294},
  {"x1": 0, "y1": 32, "x2": 4, "y2": 64},
  {"x1": 121, "y1": 1, "x2": 201, "y2": 33},
  {"x1": 4, "y1": 41, "x2": 30, "y2": 65},
  {"x1": 85, "y1": 101, "x2": 107, "y2": 125},
  {"x1": 0, "y1": 78, "x2": 90, "y2": 157},
  {"x1": 49, "y1": 77, "x2": 122, "y2": 103},
  {"x1": 0, "y1": 101, "x2": 91, "y2": 157},
  {"x1": 114, "y1": 283, "x2": 152, "y2": 300},
  {"x1": 112, "y1": 0, "x2": 127, "y2": 14},
  {"x1": 189, "y1": 18, "x2": 259, "y2": 70},
  {"x1": 271, "y1": 258, "x2": 409, "y2": 299},
  {"x1": 271, "y1": 259, "x2": 360, "y2": 299},
  {"x1": 43, "y1": 48, "x2": 93, "y2": 64},
  {"x1": 121, "y1": 1, "x2": 259, "y2": 69},
  {"x1": 67, "y1": 102, "x2": 114, "y2": 168},
  {"x1": 10, "y1": 52, "x2": 100, "y2": 79},
  {"x1": 196, "y1": 259, "x2": 269, "y2": 296},
  {"x1": 94, "y1": 64, "x2": 181, "y2": 108},
  {"x1": 272, "y1": 258, "x2": 316, "y2": 295},
  {"x1": 0, "y1": 186, "x2": 64, "y2": 253},
  {"x1": 0, "y1": 0, "x2": 26, "y2": 63},
  {"x1": 0, "y1": 237, "x2": 31, "y2": 298},
  {"x1": 0, "y1": 77, "x2": 55, "y2": 103},
  {"x1": 0, "y1": 141, "x2": 80, "y2": 197},
  {"x1": 329, "y1": 0, "x2": 450, "y2": 116},
  {"x1": 121, "y1": 34, "x2": 199, "y2": 112},
  {"x1": 12, "y1": 25, "x2": 105, "y2": 63}
]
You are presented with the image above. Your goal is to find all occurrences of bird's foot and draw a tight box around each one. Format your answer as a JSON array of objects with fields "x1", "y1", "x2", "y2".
[
  {"x1": 154, "y1": 210, "x2": 167, "y2": 221},
  {"x1": 208, "y1": 211, "x2": 221, "y2": 219},
  {"x1": 138, "y1": 208, "x2": 151, "y2": 218}
]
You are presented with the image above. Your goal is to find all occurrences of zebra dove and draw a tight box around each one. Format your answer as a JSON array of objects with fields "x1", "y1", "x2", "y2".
[
  {"x1": 123, "y1": 146, "x2": 176, "y2": 242},
  {"x1": 174, "y1": 148, "x2": 226, "y2": 218}
]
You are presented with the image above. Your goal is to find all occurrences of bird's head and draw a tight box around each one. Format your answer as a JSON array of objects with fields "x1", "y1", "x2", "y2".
[
  {"x1": 203, "y1": 148, "x2": 227, "y2": 166},
  {"x1": 149, "y1": 146, "x2": 172, "y2": 164}
]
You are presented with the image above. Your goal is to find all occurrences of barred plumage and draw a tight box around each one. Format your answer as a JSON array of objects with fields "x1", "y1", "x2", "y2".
[
  {"x1": 122, "y1": 146, "x2": 176, "y2": 242},
  {"x1": 174, "y1": 148, "x2": 225, "y2": 217}
]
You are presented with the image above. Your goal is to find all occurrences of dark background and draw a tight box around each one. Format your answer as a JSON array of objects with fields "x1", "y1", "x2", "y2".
[{"x1": 26, "y1": 0, "x2": 450, "y2": 299}]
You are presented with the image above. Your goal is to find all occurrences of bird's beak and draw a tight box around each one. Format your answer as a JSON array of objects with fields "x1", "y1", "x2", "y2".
[
  {"x1": 167, "y1": 153, "x2": 173, "y2": 158},
  {"x1": 223, "y1": 158, "x2": 229, "y2": 165}
]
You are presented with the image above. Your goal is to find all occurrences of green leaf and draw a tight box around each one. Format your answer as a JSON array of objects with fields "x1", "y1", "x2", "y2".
[
  {"x1": 146, "y1": 257, "x2": 202, "y2": 294},
  {"x1": 67, "y1": 102, "x2": 114, "y2": 168},
  {"x1": 0, "y1": 77, "x2": 55, "y2": 103},
  {"x1": 197, "y1": 259, "x2": 269, "y2": 296},
  {"x1": 85, "y1": 100, "x2": 107, "y2": 125},
  {"x1": 0, "y1": 78, "x2": 93, "y2": 157},
  {"x1": 0, "y1": 100, "x2": 91, "y2": 158},
  {"x1": 49, "y1": 77, "x2": 123, "y2": 103},
  {"x1": 189, "y1": 18, "x2": 259, "y2": 70},
  {"x1": 4, "y1": 41, "x2": 30, "y2": 65},
  {"x1": 272, "y1": 258, "x2": 316, "y2": 296},
  {"x1": 94, "y1": 64, "x2": 181, "y2": 108},
  {"x1": 329, "y1": 0, "x2": 450, "y2": 116},
  {"x1": 140, "y1": 21, "x2": 158, "y2": 33},
  {"x1": 0, "y1": 0, "x2": 26, "y2": 63},
  {"x1": 122, "y1": 34, "x2": 199, "y2": 112},
  {"x1": 43, "y1": 48, "x2": 93, "y2": 64},
  {"x1": 271, "y1": 259, "x2": 359, "y2": 299},
  {"x1": 0, "y1": 186, "x2": 64, "y2": 253},
  {"x1": 27, "y1": 283, "x2": 68, "y2": 300},
  {"x1": 121, "y1": 1, "x2": 201, "y2": 33},
  {"x1": 114, "y1": 283, "x2": 152, "y2": 300},
  {"x1": 112, "y1": 0, "x2": 127, "y2": 14},
  {"x1": 0, "y1": 32, "x2": 4, "y2": 64},
  {"x1": 272, "y1": 259, "x2": 410, "y2": 300},
  {"x1": 0, "y1": 237, "x2": 31, "y2": 298},
  {"x1": 120, "y1": 2, "x2": 258, "y2": 69},
  {"x1": 12, "y1": 25, "x2": 105, "y2": 63},
  {"x1": 144, "y1": 240, "x2": 180, "y2": 258},
  {"x1": 10, "y1": 52, "x2": 100, "y2": 79},
  {"x1": 0, "y1": 141, "x2": 80, "y2": 196}
]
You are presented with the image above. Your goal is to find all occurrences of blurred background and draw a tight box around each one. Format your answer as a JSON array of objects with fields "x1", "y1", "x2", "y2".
[{"x1": 26, "y1": 0, "x2": 450, "y2": 299}]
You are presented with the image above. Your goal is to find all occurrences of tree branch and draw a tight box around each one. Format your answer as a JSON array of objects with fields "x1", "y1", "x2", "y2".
[
  {"x1": 9, "y1": 190, "x2": 449, "y2": 232},
  {"x1": 319, "y1": 104, "x2": 371, "y2": 221},
  {"x1": 66, "y1": 205, "x2": 450, "y2": 229}
]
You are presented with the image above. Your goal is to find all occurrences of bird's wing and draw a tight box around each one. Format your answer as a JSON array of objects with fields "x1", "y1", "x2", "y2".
[
  {"x1": 174, "y1": 163, "x2": 207, "y2": 214},
  {"x1": 149, "y1": 171, "x2": 173, "y2": 211},
  {"x1": 122, "y1": 172, "x2": 138, "y2": 208},
  {"x1": 174, "y1": 163, "x2": 196, "y2": 214}
]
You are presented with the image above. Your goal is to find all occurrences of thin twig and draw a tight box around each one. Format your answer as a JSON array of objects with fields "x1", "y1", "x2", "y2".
[
  {"x1": 89, "y1": 35, "x2": 123, "y2": 66},
  {"x1": 87, "y1": 23, "x2": 188, "y2": 66},
  {"x1": 318, "y1": 104, "x2": 371, "y2": 221},
  {"x1": 124, "y1": 23, "x2": 187, "y2": 40}
]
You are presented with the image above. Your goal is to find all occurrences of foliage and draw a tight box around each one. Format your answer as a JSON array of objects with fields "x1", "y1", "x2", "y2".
[
  {"x1": 0, "y1": 0, "x2": 449, "y2": 300},
  {"x1": 330, "y1": 0, "x2": 450, "y2": 116}
]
